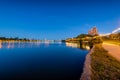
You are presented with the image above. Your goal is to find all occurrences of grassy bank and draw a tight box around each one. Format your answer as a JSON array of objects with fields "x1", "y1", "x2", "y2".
[
  {"x1": 91, "y1": 44, "x2": 120, "y2": 80},
  {"x1": 103, "y1": 40, "x2": 120, "y2": 46}
]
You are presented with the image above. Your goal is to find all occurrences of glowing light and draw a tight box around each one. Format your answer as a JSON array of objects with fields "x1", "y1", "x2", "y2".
[
  {"x1": 0, "y1": 42, "x2": 2, "y2": 49},
  {"x1": 100, "y1": 27, "x2": 120, "y2": 36},
  {"x1": 66, "y1": 43, "x2": 78, "y2": 48},
  {"x1": 112, "y1": 27, "x2": 120, "y2": 33},
  {"x1": 85, "y1": 46, "x2": 90, "y2": 50},
  {"x1": 7, "y1": 42, "x2": 11, "y2": 48}
]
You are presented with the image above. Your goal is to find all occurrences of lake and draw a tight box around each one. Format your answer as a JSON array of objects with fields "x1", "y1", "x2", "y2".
[{"x1": 0, "y1": 42, "x2": 89, "y2": 80}]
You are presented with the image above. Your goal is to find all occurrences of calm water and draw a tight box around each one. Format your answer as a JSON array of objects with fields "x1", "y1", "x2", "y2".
[{"x1": 0, "y1": 42, "x2": 88, "y2": 80}]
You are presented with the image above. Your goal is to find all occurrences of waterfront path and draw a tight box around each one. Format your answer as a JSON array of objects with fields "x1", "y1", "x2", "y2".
[{"x1": 103, "y1": 42, "x2": 120, "y2": 61}]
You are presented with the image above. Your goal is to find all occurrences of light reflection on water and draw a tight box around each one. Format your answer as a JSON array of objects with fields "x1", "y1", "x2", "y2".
[
  {"x1": 0, "y1": 42, "x2": 62, "y2": 49},
  {"x1": 0, "y1": 42, "x2": 88, "y2": 80},
  {"x1": 0, "y1": 42, "x2": 90, "y2": 50},
  {"x1": 66, "y1": 42, "x2": 90, "y2": 50},
  {"x1": 0, "y1": 42, "x2": 2, "y2": 48},
  {"x1": 0, "y1": 42, "x2": 42, "y2": 49}
]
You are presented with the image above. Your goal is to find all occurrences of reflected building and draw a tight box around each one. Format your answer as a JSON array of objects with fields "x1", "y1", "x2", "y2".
[
  {"x1": 35, "y1": 42, "x2": 41, "y2": 46},
  {"x1": 0, "y1": 42, "x2": 2, "y2": 49},
  {"x1": 66, "y1": 42, "x2": 79, "y2": 48},
  {"x1": 7, "y1": 42, "x2": 11, "y2": 48},
  {"x1": 7, "y1": 42, "x2": 15, "y2": 49},
  {"x1": 66, "y1": 42, "x2": 90, "y2": 50}
]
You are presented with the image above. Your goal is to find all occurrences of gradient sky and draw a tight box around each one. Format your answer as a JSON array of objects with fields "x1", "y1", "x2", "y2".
[{"x1": 0, "y1": 0, "x2": 120, "y2": 40}]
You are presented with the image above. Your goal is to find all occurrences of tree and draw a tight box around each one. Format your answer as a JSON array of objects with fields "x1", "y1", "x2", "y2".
[
  {"x1": 90, "y1": 37, "x2": 103, "y2": 45},
  {"x1": 76, "y1": 34, "x2": 88, "y2": 38}
]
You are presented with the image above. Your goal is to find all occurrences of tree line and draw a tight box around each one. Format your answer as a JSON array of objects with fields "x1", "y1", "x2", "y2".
[{"x1": 0, "y1": 37, "x2": 39, "y2": 42}]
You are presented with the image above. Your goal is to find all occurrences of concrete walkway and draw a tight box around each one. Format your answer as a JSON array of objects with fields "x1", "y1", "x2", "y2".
[{"x1": 103, "y1": 42, "x2": 120, "y2": 61}]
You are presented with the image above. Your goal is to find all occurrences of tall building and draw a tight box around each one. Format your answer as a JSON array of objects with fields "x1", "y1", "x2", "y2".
[{"x1": 88, "y1": 27, "x2": 98, "y2": 36}]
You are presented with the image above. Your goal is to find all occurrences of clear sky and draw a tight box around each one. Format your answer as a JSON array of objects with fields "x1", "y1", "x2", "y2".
[{"x1": 0, "y1": 0, "x2": 120, "y2": 40}]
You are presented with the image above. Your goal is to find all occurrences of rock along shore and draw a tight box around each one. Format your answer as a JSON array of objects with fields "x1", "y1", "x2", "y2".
[{"x1": 80, "y1": 46, "x2": 95, "y2": 80}]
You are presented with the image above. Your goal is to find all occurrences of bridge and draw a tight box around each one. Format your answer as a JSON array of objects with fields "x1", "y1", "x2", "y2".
[
  {"x1": 100, "y1": 27, "x2": 120, "y2": 36},
  {"x1": 112, "y1": 28, "x2": 120, "y2": 33}
]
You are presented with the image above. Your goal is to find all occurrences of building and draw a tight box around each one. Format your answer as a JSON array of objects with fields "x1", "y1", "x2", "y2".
[{"x1": 88, "y1": 27, "x2": 98, "y2": 36}]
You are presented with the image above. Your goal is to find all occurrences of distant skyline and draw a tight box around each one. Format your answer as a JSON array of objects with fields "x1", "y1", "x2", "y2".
[{"x1": 0, "y1": 0, "x2": 120, "y2": 39}]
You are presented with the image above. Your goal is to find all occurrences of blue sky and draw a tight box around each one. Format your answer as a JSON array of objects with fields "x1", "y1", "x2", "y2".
[{"x1": 0, "y1": 0, "x2": 120, "y2": 40}]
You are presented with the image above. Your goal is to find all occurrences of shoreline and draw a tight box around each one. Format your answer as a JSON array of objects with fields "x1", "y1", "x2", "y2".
[{"x1": 80, "y1": 46, "x2": 95, "y2": 80}]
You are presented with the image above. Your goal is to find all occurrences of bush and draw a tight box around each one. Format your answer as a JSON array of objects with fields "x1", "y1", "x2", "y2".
[{"x1": 89, "y1": 37, "x2": 103, "y2": 45}]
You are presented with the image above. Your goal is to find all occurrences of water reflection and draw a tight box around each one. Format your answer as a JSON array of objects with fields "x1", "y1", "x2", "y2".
[
  {"x1": 0, "y1": 41, "x2": 88, "y2": 80},
  {"x1": 7, "y1": 42, "x2": 11, "y2": 48},
  {"x1": 0, "y1": 41, "x2": 62, "y2": 49},
  {"x1": 0, "y1": 42, "x2": 42, "y2": 49},
  {"x1": 0, "y1": 42, "x2": 2, "y2": 48},
  {"x1": 66, "y1": 42, "x2": 90, "y2": 50},
  {"x1": 66, "y1": 42, "x2": 79, "y2": 48},
  {"x1": 0, "y1": 42, "x2": 89, "y2": 50}
]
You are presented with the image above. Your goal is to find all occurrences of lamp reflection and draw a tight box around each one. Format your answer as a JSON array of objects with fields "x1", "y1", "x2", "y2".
[
  {"x1": 7, "y1": 42, "x2": 15, "y2": 49},
  {"x1": 0, "y1": 42, "x2": 2, "y2": 48},
  {"x1": 44, "y1": 41, "x2": 50, "y2": 47},
  {"x1": 7, "y1": 42, "x2": 11, "y2": 48},
  {"x1": 0, "y1": 42, "x2": 41, "y2": 49},
  {"x1": 66, "y1": 42, "x2": 90, "y2": 50},
  {"x1": 66, "y1": 42, "x2": 78, "y2": 48}
]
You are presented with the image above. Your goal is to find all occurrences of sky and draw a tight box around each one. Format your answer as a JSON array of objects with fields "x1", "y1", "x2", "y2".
[{"x1": 0, "y1": 0, "x2": 120, "y2": 40}]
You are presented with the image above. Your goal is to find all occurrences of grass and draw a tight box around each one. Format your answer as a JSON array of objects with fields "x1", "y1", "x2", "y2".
[
  {"x1": 103, "y1": 40, "x2": 120, "y2": 46},
  {"x1": 91, "y1": 44, "x2": 120, "y2": 80}
]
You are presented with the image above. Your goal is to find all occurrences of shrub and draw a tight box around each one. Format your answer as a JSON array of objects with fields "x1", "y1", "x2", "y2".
[{"x1": 89, "y1": 37, "x2": 103, "y2": 46}]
